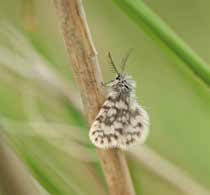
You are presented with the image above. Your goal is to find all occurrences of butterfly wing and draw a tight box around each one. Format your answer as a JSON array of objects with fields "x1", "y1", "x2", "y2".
[
  {"x1": 122, "y1": 102, "x2": 149, "y2": 148},
  {"x1": 89, "y1": 97, "x2": 122, "y2": 148},
  {"x1": 89, "y1": 95, "x2": 149, "y2": 149}
]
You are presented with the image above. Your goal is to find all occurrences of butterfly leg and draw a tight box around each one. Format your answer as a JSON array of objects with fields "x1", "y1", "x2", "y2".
[{"x1": 101, "y1": 79, "x2": 115, "y2": 87}]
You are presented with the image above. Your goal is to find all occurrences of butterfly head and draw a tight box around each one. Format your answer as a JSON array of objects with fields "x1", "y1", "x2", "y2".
[
  {"x1": 107, "y1": 50, "x2": 135, "y2": 93},
  {"x1": 112, "y1": 73, "x2": 135, "y2": 93}
]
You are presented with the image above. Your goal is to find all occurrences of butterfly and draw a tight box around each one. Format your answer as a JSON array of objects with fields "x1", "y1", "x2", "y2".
[{"x1": 89, "y1": 51, "x2": 150, "y2": 149}]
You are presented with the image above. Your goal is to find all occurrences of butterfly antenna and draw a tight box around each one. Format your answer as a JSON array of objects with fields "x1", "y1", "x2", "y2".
[
  {"x1": 108, "y1": 52, "x2": 120, "y2": 75},
  {"x1": 121, "y1": 48, "x2": 133, "y2": 73}
]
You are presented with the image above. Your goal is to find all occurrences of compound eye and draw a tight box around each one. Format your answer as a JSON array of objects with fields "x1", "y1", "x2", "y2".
[{"x1": 116, "y1": 75, "x2": 120, "y2": 80}]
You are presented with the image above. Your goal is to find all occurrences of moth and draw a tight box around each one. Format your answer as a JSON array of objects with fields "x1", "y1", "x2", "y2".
[{"x1": 89, "y1": 51, "x2": 150, "y2": 149}]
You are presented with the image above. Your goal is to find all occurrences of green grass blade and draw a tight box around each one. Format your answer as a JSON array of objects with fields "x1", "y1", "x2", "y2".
[{"x1": 113, "y1": 0, "x2": 210, "y2": 86}]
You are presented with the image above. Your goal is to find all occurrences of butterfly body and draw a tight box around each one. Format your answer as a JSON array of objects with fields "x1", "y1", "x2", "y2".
[{"x1": 89, "y1": 73, "x2": 149, "y2": 149}]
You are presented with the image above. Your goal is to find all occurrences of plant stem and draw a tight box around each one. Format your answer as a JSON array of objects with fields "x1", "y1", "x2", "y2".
[
  {"x1": 113, "y1": 0, "x2": 210, "y2": 86},
  {"x1": 52, "y1": 0, "x2": 136, "y2": 194}
]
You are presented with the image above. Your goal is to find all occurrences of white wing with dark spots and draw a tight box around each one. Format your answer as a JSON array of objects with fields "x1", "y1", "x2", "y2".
[{"x1": 89, "y1": 93, "x2": 149, "y2": 149}]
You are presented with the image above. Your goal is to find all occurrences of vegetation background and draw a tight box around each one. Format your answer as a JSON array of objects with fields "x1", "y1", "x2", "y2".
[{"x1": 0, "y1": 0, "x2": 209, "y2": 195}]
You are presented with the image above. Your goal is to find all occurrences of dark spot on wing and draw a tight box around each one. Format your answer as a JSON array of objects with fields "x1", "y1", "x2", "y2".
[
  {"x1": 96, "y1": 115, "x2": 103, "y2": 122},
  {"x1": 108, "y1": 96, "x2": 115, "y2": 101},
  {"x1": 115, "y1": 128, "x2": 123, "y2": 135},
  {"x1": 126, "y1": 138, "x2": 135, "y2": 145},
  {"x1": 137, "y1": 122, "x2": 142, "y2": 128},
  {"x1": 102, "y1": 105, "x2": 110, "y2": 110}
]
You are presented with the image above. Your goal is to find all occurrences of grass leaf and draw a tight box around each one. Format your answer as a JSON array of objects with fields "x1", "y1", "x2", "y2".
[{"x1": 113, "y1": 0, "x2": 210, "y2": 86}]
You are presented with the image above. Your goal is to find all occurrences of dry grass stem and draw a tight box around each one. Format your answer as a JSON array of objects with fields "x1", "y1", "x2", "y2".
[{"x1": 53, "y1": 0, "x2": 135, "y2": 194}]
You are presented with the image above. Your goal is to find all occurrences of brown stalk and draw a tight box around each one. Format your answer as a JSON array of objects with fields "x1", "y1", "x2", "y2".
[{"x1": 52, "y1": 0, "x2": 135, "y2": 195}]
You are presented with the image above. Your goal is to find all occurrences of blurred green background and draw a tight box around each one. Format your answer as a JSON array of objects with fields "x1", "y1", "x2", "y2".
[{"x1": 0, "y1": 0, "x2": 209, "y2": 195}]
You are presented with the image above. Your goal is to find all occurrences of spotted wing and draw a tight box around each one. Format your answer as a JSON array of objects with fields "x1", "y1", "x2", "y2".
[
  {"x1": 121, "y1": 102, "x2": 149, "y2": 148},
  {"x1": 89, "y1": 96, "x2": 149, "y2": 149}
]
